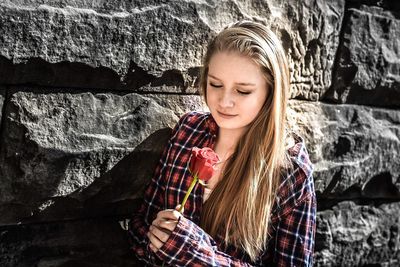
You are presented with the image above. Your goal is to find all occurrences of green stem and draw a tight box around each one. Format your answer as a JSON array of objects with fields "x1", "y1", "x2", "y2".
[{"x1": 178, "y1": 174, "x2": 198, "y2": 213}]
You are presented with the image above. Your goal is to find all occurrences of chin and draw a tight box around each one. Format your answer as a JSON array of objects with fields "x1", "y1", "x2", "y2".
[{"x1": 215, "y1": 121, "x2": 243, "y2": 130}]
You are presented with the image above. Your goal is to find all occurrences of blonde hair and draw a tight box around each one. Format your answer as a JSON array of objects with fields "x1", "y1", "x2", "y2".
[{"x1": 199, "y1": 20, "x2": 294, "y2": 262}]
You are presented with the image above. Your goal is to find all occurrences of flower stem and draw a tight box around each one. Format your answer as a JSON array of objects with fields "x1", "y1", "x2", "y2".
[{"x1": 178, "y1": 174, "x2": 198, "y2": 213}]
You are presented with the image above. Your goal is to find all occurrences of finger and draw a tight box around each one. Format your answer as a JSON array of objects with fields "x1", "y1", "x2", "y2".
[
  {"x1": 147, "y1": 230, "x2": 164, "y2": 250},
  {"x1": 153, "y1": 219, "x2": 178, "y2": 232},
  {"x1": 150, "y1": 225, "x2": 170, "y2": 243},
  {"x1": 175, "y1": 204, "x2": 184, "y2": 213},
  {"x1": 152, "y1": 218, "x2": 178, "y2": 232},
  {"x1": 171, "y1": 209, "x2": 183, "y2": 219},
  {"x1": 156, "y1": 209, "x2": 182, "y2": 221},
  {"x1": 156, "y1": 209, "x2": 172, "y2": 220},
  {"x1": 151, "y1": 224, "x2": 172, "y2": 236},
  {"x1": 149, "y1": 242, "x2": 157, "y2": 253}
]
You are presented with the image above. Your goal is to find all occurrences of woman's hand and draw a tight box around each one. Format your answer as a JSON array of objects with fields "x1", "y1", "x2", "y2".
[{"x1": 147, "y1": 205, "x2": 184, "y2": 253}]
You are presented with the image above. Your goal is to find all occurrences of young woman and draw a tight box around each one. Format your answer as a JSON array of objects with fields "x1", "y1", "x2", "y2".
[{"x1": 128, "y1": 20, "x2": 316, "y2": 266}]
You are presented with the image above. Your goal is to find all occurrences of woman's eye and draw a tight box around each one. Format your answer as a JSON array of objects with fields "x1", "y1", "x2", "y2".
[
  {"x1": 237, "y1": 90, "x2": 251, "y2": 95},
  {"x1": 210, "y1": 83, "x2": 223, "y2": 88}
]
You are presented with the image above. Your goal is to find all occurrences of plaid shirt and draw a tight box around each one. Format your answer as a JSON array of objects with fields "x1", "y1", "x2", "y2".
[{"x1": 129, "y1": 111, "x2": 316, "y2": 266}]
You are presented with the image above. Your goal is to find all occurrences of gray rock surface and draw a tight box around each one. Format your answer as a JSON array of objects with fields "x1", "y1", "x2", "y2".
[
  {"x1": 0, "y1": 0, "x2": 213, "y2": 92},
  {"x1": 0, "y1": 217, "x2": 139, "y2": 267},
  {"x1": 0, "y1": 0, "x2": 345, "y2": 99},
  {"x1": 315, "y1": 201, "x2": 400, "y2": 266},
  {"x1": 266, "y1": 0, "x2": 345, "y2": 100},
  {"x1": 325, "y1": 5, "x2": 400, "y2": 107},
  {"x1": 0, "y1": 89, "x2": 204, "y2": 225},
  {"x1": 289, "y1": 100, "x2": 400, "y2": 201},
  {"x1": 0, "y1": 89, "x2": 4, "y2": 127},
  {"x1": 0, "y1": 1, "x2": 399, "y2": 266}
]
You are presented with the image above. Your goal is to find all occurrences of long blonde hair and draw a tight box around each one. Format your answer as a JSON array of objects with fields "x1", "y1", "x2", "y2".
[{"x1": 199, "y1": 20, "x2": 293, "y2": 262}]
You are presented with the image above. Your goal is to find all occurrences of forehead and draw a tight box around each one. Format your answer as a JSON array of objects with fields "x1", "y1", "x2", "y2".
[{"x1": 208, "y1": 51, "x2": 265, "y2": 84}]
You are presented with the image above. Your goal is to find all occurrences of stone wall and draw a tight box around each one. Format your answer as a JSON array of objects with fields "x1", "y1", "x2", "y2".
[{"x1": 0, "y1": 0, "x2": 399, "y2": 266}]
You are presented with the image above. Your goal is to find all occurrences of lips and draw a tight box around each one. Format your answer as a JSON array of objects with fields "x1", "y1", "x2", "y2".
[{"x1": 217, "y1": 111, "x2": 237, "y2": 118}]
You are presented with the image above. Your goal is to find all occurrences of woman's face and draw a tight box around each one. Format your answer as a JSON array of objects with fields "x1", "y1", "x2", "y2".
[{"x1": 206, "y1": 51, "x2": 269, "y2": 135}]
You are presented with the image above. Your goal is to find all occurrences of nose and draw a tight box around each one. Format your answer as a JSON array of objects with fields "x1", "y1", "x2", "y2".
[{"x1": 218, "y1": 90, "x2": 234, "y2": 108}]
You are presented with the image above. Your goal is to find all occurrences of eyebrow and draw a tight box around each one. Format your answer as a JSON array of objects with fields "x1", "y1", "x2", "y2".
[{"x1": 208, "y1": 74, "x2": 256, "y2": 86}]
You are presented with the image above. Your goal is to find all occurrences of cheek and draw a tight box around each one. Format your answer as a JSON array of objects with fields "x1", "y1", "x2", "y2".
[
  {"x1": 244, "y1": 96, "x2": 266, "y2": 116},
  {"x1": 205, "y1": 86, "x2": 210, "y2": 101},
  {"x1": 205, "y1": 88, "x2": 210, "y2": 103},
  {"x1": 206, "y1": 88, "x2": 217, "y2": 106}
]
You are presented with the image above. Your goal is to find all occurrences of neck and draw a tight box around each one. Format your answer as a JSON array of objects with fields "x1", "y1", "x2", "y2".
[{"x1": 215, "y1": 127, "x2": 245, "y2": 159}]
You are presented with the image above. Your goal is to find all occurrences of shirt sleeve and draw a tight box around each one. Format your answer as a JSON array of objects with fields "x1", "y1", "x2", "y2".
[
  {"x1": 151, "y1": 150, "x2": 316, "y2": 267},
  {"x1": 155, "y1": 215, "x2": 257, "y2": 267},
  {"x1": 273, "y1": 179, "x2": 317, "y2": 266},
  {"x1": 127, "y1": 113, "x2": 188, "y2": 266}
]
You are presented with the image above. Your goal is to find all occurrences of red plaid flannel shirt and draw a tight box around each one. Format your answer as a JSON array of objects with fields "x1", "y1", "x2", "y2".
[{"x1": 128, "y1": 111, "x2": 316, "y2": 266}]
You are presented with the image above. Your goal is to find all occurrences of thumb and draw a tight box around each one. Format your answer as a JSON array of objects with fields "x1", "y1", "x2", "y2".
[{"x1": 175, "y1": 204, "x2": 184, "y2": 213}]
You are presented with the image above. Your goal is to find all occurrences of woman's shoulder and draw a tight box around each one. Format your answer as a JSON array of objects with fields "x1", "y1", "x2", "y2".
[
  {"x1": 179, "y1": 110, "x2": 210, "y2": 124},
  {"x1": 286, "y1": 132, "x2": 314, "y2": 179},
  {"x1": 274, "y1": 133, "x2": 315, "y2": 214},
  {"x1": 174, "y1": 110, "x2": 217, "y2": 135}
]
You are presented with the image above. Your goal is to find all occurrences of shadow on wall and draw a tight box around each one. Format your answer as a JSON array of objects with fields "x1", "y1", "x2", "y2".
[
  {"x1": 0, "y1": 55, "x2": 189, "y2": 92},
  {"x1": 316, "y1": 104, "x2": 400, "y2": 211},
  {"x1": 0, "y1": 128, "x2": 172, "y2": 266},
  {"x1": 0, "y1": 126, "x2": 171, "y2": 225}
]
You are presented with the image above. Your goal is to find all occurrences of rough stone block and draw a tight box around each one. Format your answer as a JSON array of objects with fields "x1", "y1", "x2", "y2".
[
  {"x1": 0, "y1": 88, "x2": 4, "y2": 125},
  {"x1": 315, "y1": 201, "x2": 400, "y2": 266},
  {"x1": 0, "y1": 0, "x2": 345, "y2": 99},
  {"x1": 325, "y1": 5, "x2": 400, "y2": 107},
  {"x1": 288, "y1": 100, "x2": 400, "y2": 202},
  {"x1": 0, "y1": 217, "x2": 141, "y2": 267},
  {"x1": 0, "y1": 88, "x2": 204, "y2": 225}
]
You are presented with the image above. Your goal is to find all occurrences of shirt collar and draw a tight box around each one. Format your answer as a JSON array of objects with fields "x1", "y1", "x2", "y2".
[
  {"x1": 205, "y1": 112, "x2": 218, "y2": 137},
  {"x1": 288, "y1": 133, "x2": 314, "y2": 178}
]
